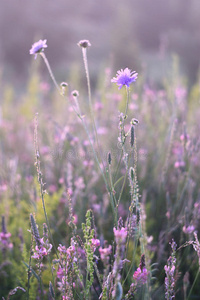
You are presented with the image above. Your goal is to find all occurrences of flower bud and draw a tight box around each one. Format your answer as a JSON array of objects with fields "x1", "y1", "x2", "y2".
[{"x1": 77, "y1": 40, "x2": 91, "y2": 48}]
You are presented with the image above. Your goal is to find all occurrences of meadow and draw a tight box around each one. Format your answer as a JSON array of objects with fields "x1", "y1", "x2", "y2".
[{"x1": 0, "y1": 39, "x2": 200, "y2": 299}]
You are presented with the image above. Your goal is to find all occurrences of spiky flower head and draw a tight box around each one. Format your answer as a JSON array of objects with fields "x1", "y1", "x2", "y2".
[
  {"x1": 111, "y1": 68, "x2": 138, "y2": 89},
  {"x1": 29, "y1": 39, "x2": 47, "y2": 59},
  {"x1": 77, "y1": 40, "x2": 91, "y2": 48},
  {"x1": 30, "y1": 214, "x2": 41, "y2": 247}
]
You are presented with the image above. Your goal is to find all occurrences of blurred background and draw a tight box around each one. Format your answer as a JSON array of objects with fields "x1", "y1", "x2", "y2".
[{"x1": 0, "y1": 0, "x2": 200, "y2": 86}]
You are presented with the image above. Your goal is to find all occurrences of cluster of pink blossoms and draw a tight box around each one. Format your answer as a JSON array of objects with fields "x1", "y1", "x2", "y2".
[
  {"x1": 99, "y1": 245, "x2": 112, "y2": 265},
  {"x1": 113, "y1": 227, "x2": 127, "y2": 244},
  {"x1": 133, "y1": 267, "x2": 148, "y2": 287},
  {"x1": 91, "y1": 238, "x2": 100, "y2": 252},
  {"x1": 0, "y1": 216, "x2": 13, "y2": 251},
  {"x1": 0, "y1": 231, "x2": 13, "y2": 250},
  {"x1": 57, "y1": 241, "x2": 77, "y2": 299},
  {"x1": 32, "y1": 237, "x2": 52, "y2": 260}
]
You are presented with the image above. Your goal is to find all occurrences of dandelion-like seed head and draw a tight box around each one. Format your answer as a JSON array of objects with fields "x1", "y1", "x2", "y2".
[
  {"x1": 29, "y1": 39, "x2": 47, "y2": 59},
  {"x1": 111, "y1": 68, "x2": 138, "y2": 89},
  {"x1": 77, "y1": 40, "x2": 91, "y2": 48}
]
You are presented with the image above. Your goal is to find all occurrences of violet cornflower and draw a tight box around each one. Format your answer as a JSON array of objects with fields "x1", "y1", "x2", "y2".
[
  {"x1": 29, "y1": 39, "x2": 47, "y2": 59},
  {"x1": 111, "y1": 68, "x2": 138, "y2": 89}
]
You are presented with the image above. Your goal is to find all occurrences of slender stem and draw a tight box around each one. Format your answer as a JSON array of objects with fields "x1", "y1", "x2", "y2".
[
  {"x1": 82, "y1": 48, "x2": 97, "y2": 140},
  {"x1": 187, "y1": 269, "x2": 199, "y2": 300},
  {"x1": 81, "y1": 48, "x2": 106, "y2": 173},
  {"x1": 117, "y1": 155, "x2": 131, "y2": 206},
  {"x1": 71, "y1": 96, "x2": 117, "y2": 225},
  {"x1": 26, "y1": 236, "x2": 33, "y2": 300},
  {"x1": 34, "y1": 115, "x2": 60, "y2": 263},
  {"x1": 125, "y1": 86, "x2": 130, "y2": 117},
  {"x1": 40, "y1": 53, "x2": 60, "y2": 93},
  {"x1": 39, "y1": 53, "x2": 117, "y2": 224},
  {"x1": 108, "y1": 164, "x2": 117, "y2": 207},
  {"x1": 114, "y1": 87, "x2": 130, "y2": 182}
]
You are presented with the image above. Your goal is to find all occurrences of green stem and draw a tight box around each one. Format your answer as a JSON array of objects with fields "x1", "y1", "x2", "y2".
[
  {"x1": 34, "y1": 115, "x2": 61, "y2": 263},
  {"x1": 39, "y1": 53, "x2": 117, "y2": 224},
  {"x1": 81, "y1": 48, "x2": 106, "y2": 175},
  {"x1": 40, "y1": 53, "x2": 60, "y2": 93},
  {"x1": 187, "y1": 269, "x2": 199, "y2": 300},
  {"x1": 125, "y1": 86, "x2": 130, "y2": 117}
]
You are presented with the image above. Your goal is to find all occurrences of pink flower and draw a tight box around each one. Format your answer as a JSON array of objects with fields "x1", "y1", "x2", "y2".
[
  {"x1": 0, "y1": 232, "x2": 13, "y2": 249},
  {"x1": 91, "y1": 239, "x2": 100, "y2": 252},
  {"x1": 133, "y1": 267, "x2": 148, "y2": 287},
  {"x1": 183, "y1": 225, "x2": 195, "y2": 234},
  {"x1": 99, "y1": 245, "x2": 112, "y2": 264},
  {"x1": 113, "y1": 227, "x2": 127, "y2": 244},
  {"x1": 32, "y1": 238, "x2": 52, "y2": 260}
]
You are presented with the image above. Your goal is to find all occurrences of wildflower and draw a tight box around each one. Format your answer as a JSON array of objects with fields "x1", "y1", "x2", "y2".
[
  {"x1": 0, "y1": 216, "x2": 13, "y2": 250},
  {"x1": 29, "y1": 39, "x2": 47, "y2": 59},
  {"x1": 111, "y1": 68, "x2": 138, "y2": 89},
  {"x1": 133, "y1": 267, "x2": 148, "y2": 287},
  {"x1": 77, "y1": 40, "x2": 91, "y2": 48},
  {"x1": 32, "y1": 237, "x2": 52, "y2": 260},
  {"x1": 183, "y1": 225, "x2": 195, "y2": 234},
  {"x1": 113, "y1": 227, "x2": 127, "y2": 244},
  {"x1": 91, "y1": 238, "x2": 100, "y2": 252},
  {"x1": 133, "y1": 254, "x2": 148, "y2": 287},
  {"x1": 99, "y1": 245, "x2": 112, "y2": 265},
  {"x1": 193, "y1": 232, "x2": 200, "y2": 270},
  {"x1": 164, "y1": 239, "x2": 177, "y2": 300},
  {"x1": 57, "y1": 239, "x2": 77, "y2": 298}
]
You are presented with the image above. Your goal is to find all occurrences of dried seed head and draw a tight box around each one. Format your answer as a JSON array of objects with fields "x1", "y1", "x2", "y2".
[
  {"x1": 1, "y1": 216, "x2": 6, "y2": 233},
  {"x1": 129, "y1": 167, "x2": 135, "y2": 182},
  {"x1": 130, "y1": 125, "x2": 134, "y2": 147},
  {"x1": 139, "y1": 254, "x2": 146, "y2": 271},
  {"x1": 108, "y1": 152, "x2": 112, "y2": 165},
  {"x1": 118, "y1": 217, "x2": 124, "y2": 230},
  {"x1": 77, "y1": 40, "x2": 91, "y2": 48}
]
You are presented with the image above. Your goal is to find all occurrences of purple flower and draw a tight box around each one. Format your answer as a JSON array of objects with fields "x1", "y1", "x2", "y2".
[
  {"x1": 32, "y1": 237, "x2": 52, "y2": 260},
  {"x1": 164, "y1": 240, "x2": 177, "y2": 300},
  {"x1": 29, "y1": 39, "x2": 47, "y2": 59},
  {"x1": 113, "y1": 227, "x2": 127, "y2": 244},
  {"x1": 99, "y1": 245, "x2": 112, "y2": 264},
  {"x1": 133, "y1": 267, "x2": 148, "y2": 287},
  {"x1": 91, "y1": 238, "x2": 100, "y2": 252},
  {"x1": 111, "y1": 68, "x2": 138, "y2": 89}
]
